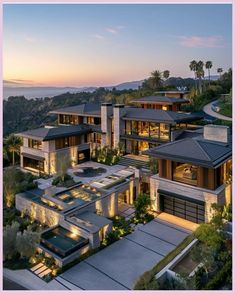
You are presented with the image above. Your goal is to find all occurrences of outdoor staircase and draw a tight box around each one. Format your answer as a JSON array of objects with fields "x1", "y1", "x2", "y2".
[{"x1": 118, "y1": 156, "x2": 149, "y2": 170}]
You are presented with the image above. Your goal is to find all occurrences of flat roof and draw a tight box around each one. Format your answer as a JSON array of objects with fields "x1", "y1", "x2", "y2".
[
  {"x1": 144, "y1": 137, "x2": 232, "y2": 168},
  {"x1": 49, "y1": 103, "x2": 101, "y2": 117},
  {"x1": 16, "y1": 124, "x2": 91, "y2": 141},
  {"x1": 69, "y1": 212, "x2": 112, "y2": 233},
  {"x1": 131, "y1": 96, "x2": 189, "y2": 104}
]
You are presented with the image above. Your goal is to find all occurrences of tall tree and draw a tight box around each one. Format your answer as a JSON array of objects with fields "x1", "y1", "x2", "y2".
[
  {"x1": 196, "y1": 61, "x2": 204, "y2": 94},
  {"x1": 163, "y1": 70, "x2": 170, "y2": 80},
  {"x1": 189, "y1": 60, "x2": 198, "y2": 92},
  {"x1": 5, "y1": 134, "x2": 22, "y2": 166},
  {"x1": 149, "y1": 70, "x2": 163, "y2": 90},
  {"x1": 217, "y1": 67, "x2": 223, "y2": 78},
  {"x1": 3, "y1": 222, "x2": 20, "y2": 260},
  {"x1": 205, "y1": 61, "x2": 213, "y2": 86}
]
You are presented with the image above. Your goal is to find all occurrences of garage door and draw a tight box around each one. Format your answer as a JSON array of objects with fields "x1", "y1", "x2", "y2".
[{"x1": 159, "y1": 192, "x2": 205, "y2": 224}]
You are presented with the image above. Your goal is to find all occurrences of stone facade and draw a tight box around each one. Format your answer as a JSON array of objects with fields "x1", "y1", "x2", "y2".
[
  {"x1": 113, "y1": 104, "x2": 126, "y2": 148},
  {"x1": 101, "y1": 103, "x2": 113, "y2": 147},
  {"x1": 149, "y1": 174, "x2": 231, "y2": 223},
  {"x1": 15, "y1": 193, "x2": 63, "y2": 226},
  {"x1": 20, "y1": 140, "x2": 90, "y2": 175}
]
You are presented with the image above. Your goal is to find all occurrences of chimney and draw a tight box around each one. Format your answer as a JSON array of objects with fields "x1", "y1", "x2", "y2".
[
  {"x1": 101, "y1": 103, "x2": 113, "y2": 147},
  {"x1": 113, "y1": 104, "x2": 126, "y2": 148},
  {"x1": 203, "y1": 124, "x2": 230, "y2": 143}
]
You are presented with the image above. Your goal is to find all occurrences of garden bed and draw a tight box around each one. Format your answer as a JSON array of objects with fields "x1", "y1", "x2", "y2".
[{"x1": 73, "y1": 167, "x2": 107, "y2": 177}]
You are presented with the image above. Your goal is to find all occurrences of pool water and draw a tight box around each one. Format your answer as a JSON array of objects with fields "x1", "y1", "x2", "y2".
[{"x1": 41, "y1": 226, "x2": 88, "y2": 257}]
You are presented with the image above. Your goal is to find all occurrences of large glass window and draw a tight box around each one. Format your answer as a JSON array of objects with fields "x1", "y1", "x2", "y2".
[
  {"x1": 28, "y1": 139, "x2": 42, "y2": 150},
  {"x1": 132, "y1": 121, "x2": 138, "y2": 135},
  {"x1": 139, "y1": 122, "x2": 149, "y2": 137},
  {"x1": 23, "y1": 157, "x2": 44, "y2": 172},
  {"x1": 125, "y1": 121, "x2": 131, "y2": 135},
  {"x1": 59, "y1": 114, "x2": 80, "y2": 125},
  {"x1": 173, "y1": 162, "x2": 198, "y2": 186},
  {"x1": 55, "y1": 136, "x2": 81, "y2": 150},
  {"x1": 150, "y1": 122, "x2": 159, "y2": 138},
  {"x1": 160, "y1": 124, "x2": 170, "y2": 140}
]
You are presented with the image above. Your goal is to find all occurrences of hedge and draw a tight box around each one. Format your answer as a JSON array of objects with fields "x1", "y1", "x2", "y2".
[{"x1": 134, "y1": 233, "x2": 195, "y2": 290}]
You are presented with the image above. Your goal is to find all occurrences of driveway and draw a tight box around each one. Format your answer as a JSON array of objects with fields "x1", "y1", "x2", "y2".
[
  {"x1": 58, "y1": 219, "x2": 191, "y2": 290},
  {"x1": 203, "y1": 100, "x2": 232, "y2": 121}
]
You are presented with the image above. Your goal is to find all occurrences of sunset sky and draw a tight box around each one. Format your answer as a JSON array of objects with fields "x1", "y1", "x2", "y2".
[{"x1": 3, "y1": 4, "x2": 232, "y2": 87}]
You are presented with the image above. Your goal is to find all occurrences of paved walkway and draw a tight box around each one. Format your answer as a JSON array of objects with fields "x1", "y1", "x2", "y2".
[
  {"x1": 59, "y1": 219, "x2": 191, "y2": 290},
  {"x1": 3, "y1": 268, "x2": 70, "y2": 290},
  {"x1": 203, "y1": 100, "x2": 232, "y2": 121}
]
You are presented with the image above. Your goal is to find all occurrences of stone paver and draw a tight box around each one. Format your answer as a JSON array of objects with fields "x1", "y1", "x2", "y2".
[
  {"x1": 138, "y1": 220, "x2": 189, "y2": 246},
  {"x1": 84, "y1": 238, "x2": 164, "y2": 289},
  {"x1": 125, "y1": 229, "x2": 175, "y2": 256},
  {"x1": 59, "y1": 219, "x2": 190, "y2": 290},
  {"x1": 67, "y1": 161, "x2": 126, "y2": 184},
  {"x1": 60, "y1": 261, "x2": 126, "y2": 290}
]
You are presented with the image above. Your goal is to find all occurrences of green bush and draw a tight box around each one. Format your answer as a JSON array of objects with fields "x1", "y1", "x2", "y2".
[
  {"x1": 204, "y1": 259, "x2": 232, "y2": 290},
  {"x1": 52, "y1": 174, "x2": 75, "y2": 187},
  {"x1": 92, "y1": 143, "x2": 124, "y2": 166},
  {"x1": 134, "y1": 193, "x2": 151, "y2": 223}
]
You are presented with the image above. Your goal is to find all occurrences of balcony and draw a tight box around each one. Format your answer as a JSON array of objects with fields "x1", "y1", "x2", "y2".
[{"x1": 21, "y1": 146, "x2": 45, "y2": 159}]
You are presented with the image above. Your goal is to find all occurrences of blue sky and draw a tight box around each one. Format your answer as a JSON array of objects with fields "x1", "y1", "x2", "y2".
[{"x1": 3, "y1": 4, "x2": 232, "y2": 87}]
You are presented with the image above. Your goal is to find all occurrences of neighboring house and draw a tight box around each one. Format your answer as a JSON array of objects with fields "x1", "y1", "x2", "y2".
[
  {"x1": 145, "y1": 124, "x2": 232, "y2": 223},
  {"x1": 154, "y1": 90, "x2": 190, "y2": 99},
  {"x1": 130, "y1": 95, "x2": 189, "y2": 111},
  {"x1": 17, "y1": 101, "x2": 202, "y2": 174}
]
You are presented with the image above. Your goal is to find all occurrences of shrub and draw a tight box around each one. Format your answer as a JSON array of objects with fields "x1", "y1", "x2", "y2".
[
  {"x1": 102, "y1": 230, "x2": 120, "y2": 246},
  {"x1": 134, "y1": 192, "x2": 151, "y2": 223},
  {"x1": 3, "y1": 222, "x2": 20, "y2": 260},
  {"x1": 52, "y1": 174, "x2": 75, "y2": 187}
]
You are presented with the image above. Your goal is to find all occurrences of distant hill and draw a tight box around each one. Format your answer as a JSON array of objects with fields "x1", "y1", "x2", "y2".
[
  {"x1": 107, "y1": 80, "x2": 144, "y2": 91},
  {"x1": 3, "y1": 80, "x2": 144, "y2": 100}
]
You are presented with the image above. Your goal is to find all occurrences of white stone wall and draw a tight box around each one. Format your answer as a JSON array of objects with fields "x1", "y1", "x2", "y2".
[
  {"x1": 15, "y1": 193, "x2": 62, "y2": 226},
  {"x1": 101, "y1": 104, "x2": 113, "y2": 147},
  {"x1": 113, "y1": 105, "x2": 126, "y2": 148},
  {"x1": 203, "y1": 124, "x2": 230, "y2": 143}
]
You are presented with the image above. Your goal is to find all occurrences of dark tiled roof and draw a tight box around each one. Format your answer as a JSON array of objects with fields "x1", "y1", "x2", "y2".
[
  {"x1": 144, "y1": 137, "x2": 232, "y2": 168},
  {"x1": 131, "y1": 96, "x2": 189, "y2": 104},
  {"x1": 49, "y1": 103, "x2": 101, "y2": 117},
  {"x1": 17, "y1": 124, "x2": 91, "y2": 141},
  {"x1": 123, "y1": 107, "x2": 202, "y2": 124},
  {"x1": 175, "y1": 128, "x2": 203, "y2": 140}
]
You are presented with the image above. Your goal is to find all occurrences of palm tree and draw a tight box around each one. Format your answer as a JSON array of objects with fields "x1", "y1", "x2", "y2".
[
  {"x1": 217, "y1": 68, "x2": 223, "y2": 78},
  {"x1": 205, "y1": 61, "x2": 213, "y2": 86},
  {"x1": 163, "y1": 70, "x2": 170, "y2": 80},
  {"x1": 196, "y1": 61, "x2": 204, "y2": 94},
  {"x1": 5, "y1": 134, "x2": 22, "y2": 166},
  {"x1": 189, "y1": 60, "x2": 198, "y2": 92},
  {"x1": 149, "y1": 70, "x2": 163, "y2": 90}
]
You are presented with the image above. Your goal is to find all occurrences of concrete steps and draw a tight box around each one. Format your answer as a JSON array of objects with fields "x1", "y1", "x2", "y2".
[{"x1": 118, "y1": 156, "x2": 149, "y2": 169}]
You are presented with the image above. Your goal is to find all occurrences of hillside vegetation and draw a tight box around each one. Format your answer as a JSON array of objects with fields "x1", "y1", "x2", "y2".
[{"x1": 3, "y1": 68, "x2": 232, "y2": 137}]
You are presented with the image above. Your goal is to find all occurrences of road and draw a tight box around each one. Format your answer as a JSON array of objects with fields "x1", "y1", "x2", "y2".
[
  {"x1": 203, "y1": 100, "x2": 232, "y2": 121},
  {"x1": 3, "y1": 277, "x2": 28, "y2": 290}
]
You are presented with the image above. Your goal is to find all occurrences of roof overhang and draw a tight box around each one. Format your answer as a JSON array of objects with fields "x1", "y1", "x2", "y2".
[
  {"x1": 22, "y1": 153, "x2": 45, "y2": 161},
  {"x1": 49, "y1": 110, "x2": 101, "y2": 117},
  {"x1": 144, "y1": 150, "x2": 232, "y2": 169}
]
